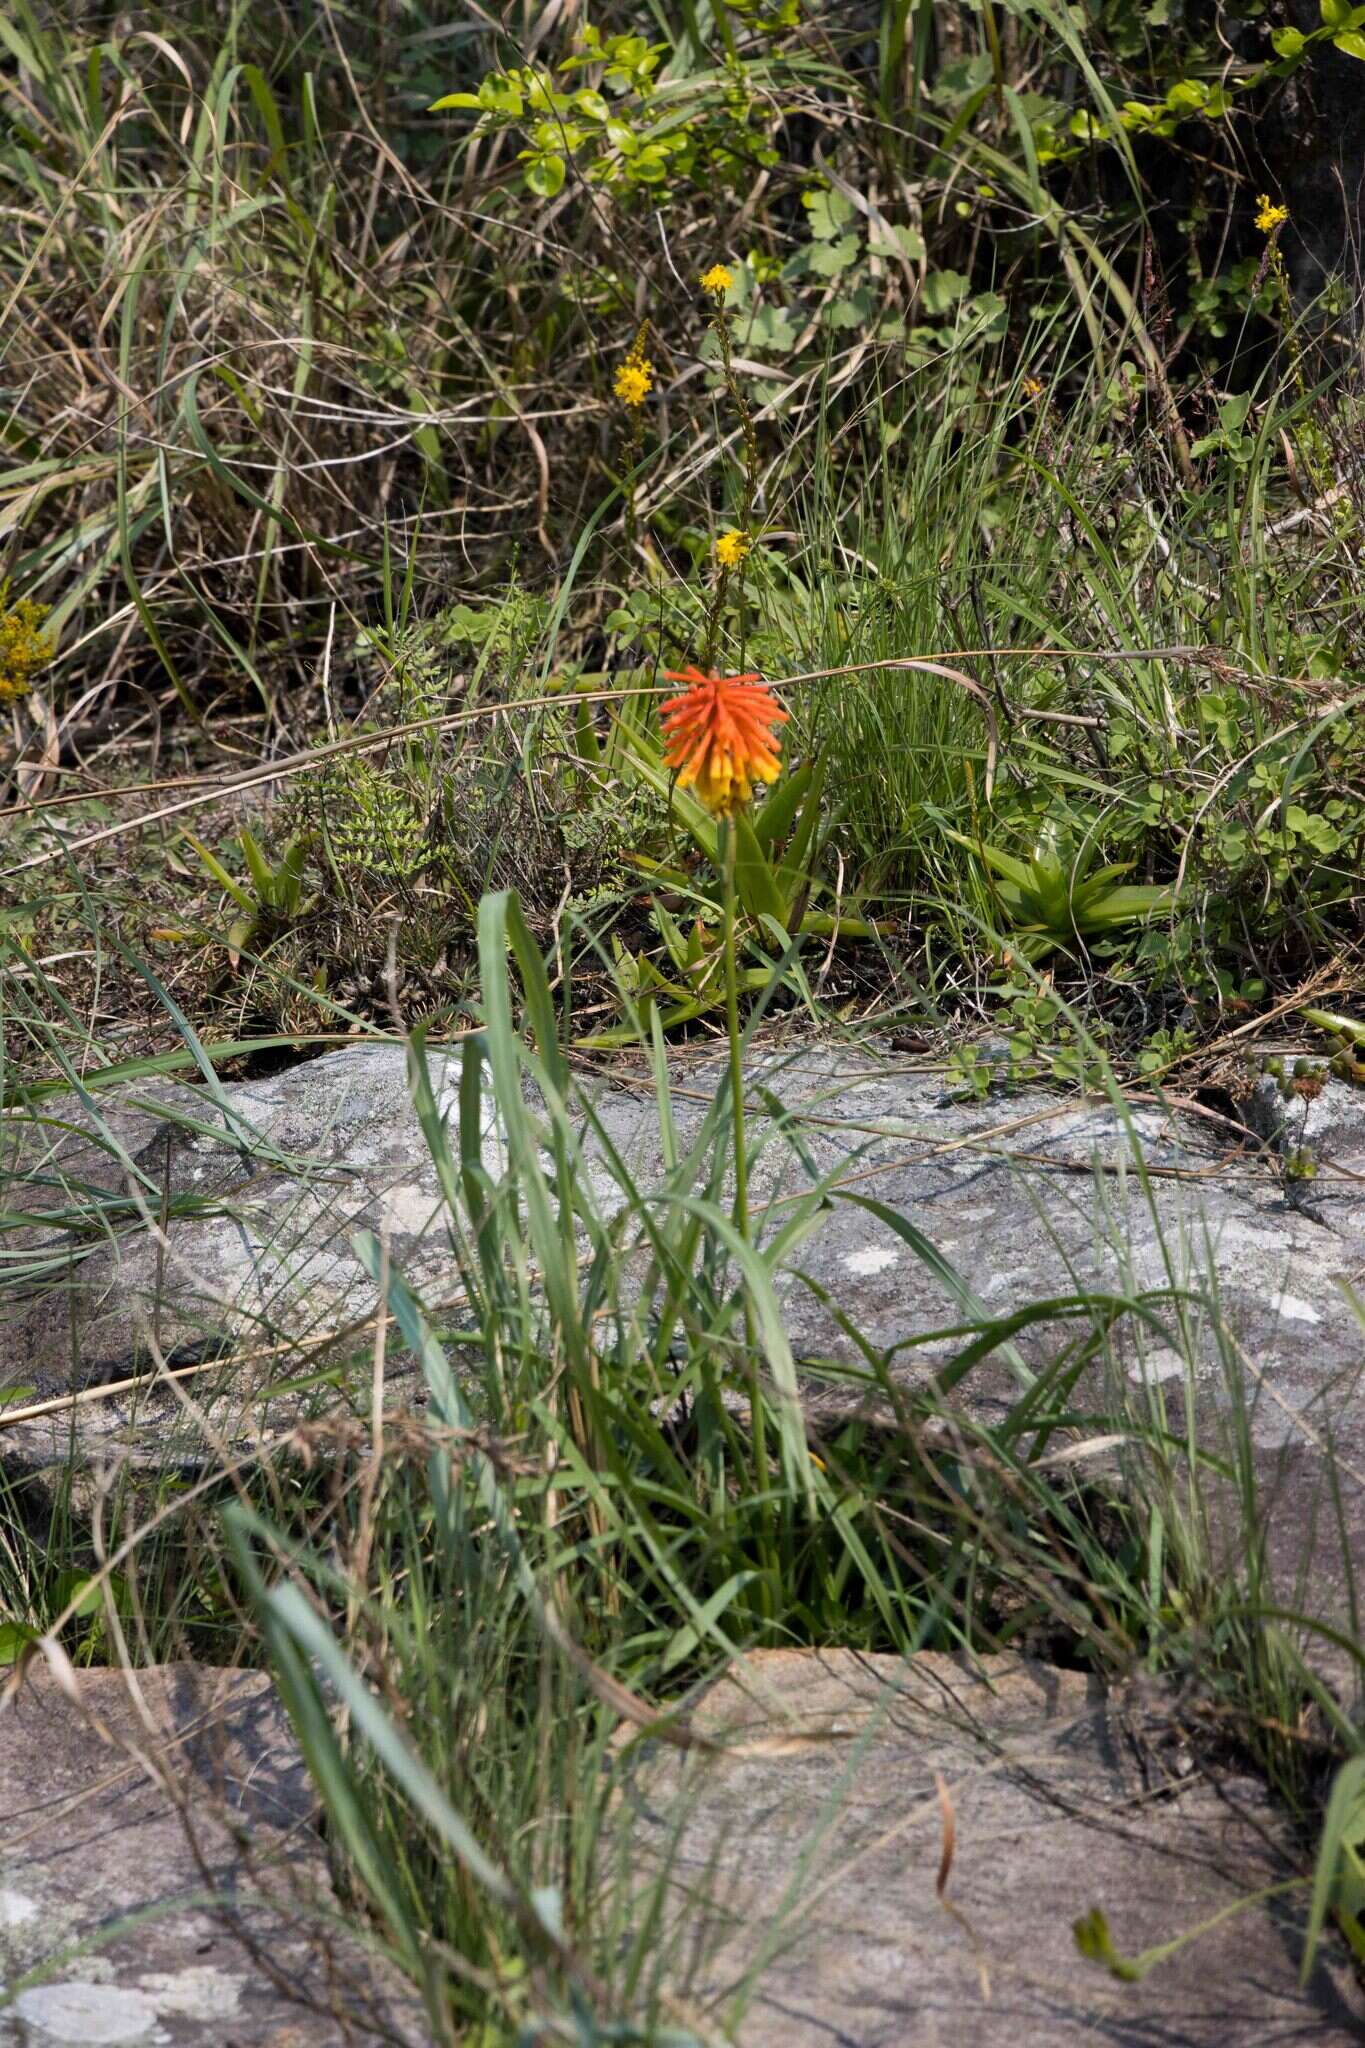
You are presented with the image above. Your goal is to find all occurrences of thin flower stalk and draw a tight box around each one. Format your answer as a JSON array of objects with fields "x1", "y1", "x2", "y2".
[
  {"x1": 615, "y1": 324, "x2": 654, "y2": 546},
  {"x1": 698, "y1": 263, "x2": 759, "y2": 667},
  {"x1": 1250, "y1": 198, "x2": 1323, "y2": 494},
  {"x1": 719, "y1": 810, "x2": 766, "y2": 1513},
  {"x1": 659, "y1": 662, "x2": 790, "y2": 1524}
]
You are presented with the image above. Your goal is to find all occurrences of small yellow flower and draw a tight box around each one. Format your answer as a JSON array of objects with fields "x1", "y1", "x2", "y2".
[
  {"x1": 614, "y1": 356, "x2": 653, "y2": 409},
  {"x1": 715, "y1": 528, "x2": 750, "y2": 570},
  {"x1": 0, "y1": 585, "x2": 54, "y2": 702},
  {"x1": 1255, "y1": 194, "x2": 1288, "y2": 235},
  {"x1": 700, "y1": 262, "x2": 733, "y2": 299}
]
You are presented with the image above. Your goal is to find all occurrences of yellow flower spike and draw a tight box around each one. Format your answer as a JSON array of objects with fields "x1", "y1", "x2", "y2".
[
  {"x1": 613, "y1": 356, "x2": 653, "y2": 409},
  {"x1": 700, "y1": 262, "x2": 733, "y2": 299},
  {"x1": 1255, "y1": 194, "x2": 1288, "y2": 235},
  {"x1": 715, "y1": 528, "x2": 750, "y2": 570}
]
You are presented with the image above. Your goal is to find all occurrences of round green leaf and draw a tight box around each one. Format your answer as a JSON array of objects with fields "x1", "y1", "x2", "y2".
[{"x1": 525, "y1": 153, "x2": 566, "y2": 199}]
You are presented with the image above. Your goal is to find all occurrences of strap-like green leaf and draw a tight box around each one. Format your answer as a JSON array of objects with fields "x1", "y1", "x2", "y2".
[{"x1": 733, "y1": 808, "x2": 789, "y2": 925}]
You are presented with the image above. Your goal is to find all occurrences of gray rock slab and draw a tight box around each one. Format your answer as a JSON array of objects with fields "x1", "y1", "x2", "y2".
[
  {"x1": 0, "y1": 1046, "x2": 460, "y2": 1485},
  {"x1": 1, "y1": 1045, "x2": 459, "y2": 1393},
  {"x1": 622, "y1": 1646, "x2": 1365, "y2": 2044},
  {"x1": 2, "y1": 1040, "x2": 1362, "y2": 1690},
  {"x1": 4, "y1": 1037, "x2": 1338, "y2": 1404},
  {"x1": 0, "y1": 1660, "x2": 423, "y2": 2043}
]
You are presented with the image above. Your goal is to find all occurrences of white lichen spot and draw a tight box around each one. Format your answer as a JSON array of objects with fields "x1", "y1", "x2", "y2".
[
  {"x1": 1128, "y1": 1347, "x2": 1187, "y2": 1384},
  {"x1": 0, "y1": 1888, "x2": 38, "y2": 1929},
  {"x1": 1272, "y1": 1291, "x2": 1321, "y2": 1325},
  {"x1": 378, "y1": 1180, "x2": 441, "y2": 1237},
  {"x1": 12, "y1": 1981, "x2": 160, "y2": 2044},
  {"x1": 138, "y1": 1965, "x2": 243, "y2": 2019},
  {"x1": 434, "y1": 1079, "x2": 507, "y2": 1177},
  {"x1": 843, "y1": 1244, "x2": 899, "y2": 1278}
]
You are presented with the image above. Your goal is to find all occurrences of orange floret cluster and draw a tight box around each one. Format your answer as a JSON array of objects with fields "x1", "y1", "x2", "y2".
[{"x1": 660, "y1": 666, "x2": 787, "y2": 816}]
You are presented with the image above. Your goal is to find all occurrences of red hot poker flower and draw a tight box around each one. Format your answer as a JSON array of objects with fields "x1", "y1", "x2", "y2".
[{"x1": 659, "y1": 666, "x2": 788, "y2": 817}]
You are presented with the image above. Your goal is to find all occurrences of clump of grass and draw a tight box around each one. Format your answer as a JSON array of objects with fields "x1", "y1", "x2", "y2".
[{"x1": 2, "y1": 893, "x2": 1362, "y2": 2035}]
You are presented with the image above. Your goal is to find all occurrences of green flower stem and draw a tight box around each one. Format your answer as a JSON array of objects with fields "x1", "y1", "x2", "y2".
[
  {"x1": 721, "y1": 819, "x2": 749, "y2": 1244},
  {"x1": 712, "y1": 303, "x2": 759, "y2": 531},
  {"x1": 721, "y1": 817, "x2": 768, "y2": 1518},
  {"x1": 701, "y1": 299, "x2": 757, "y2": 671},
  {"x1": 703, "y1": 567, "x2": 726, "y2": 677}
]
